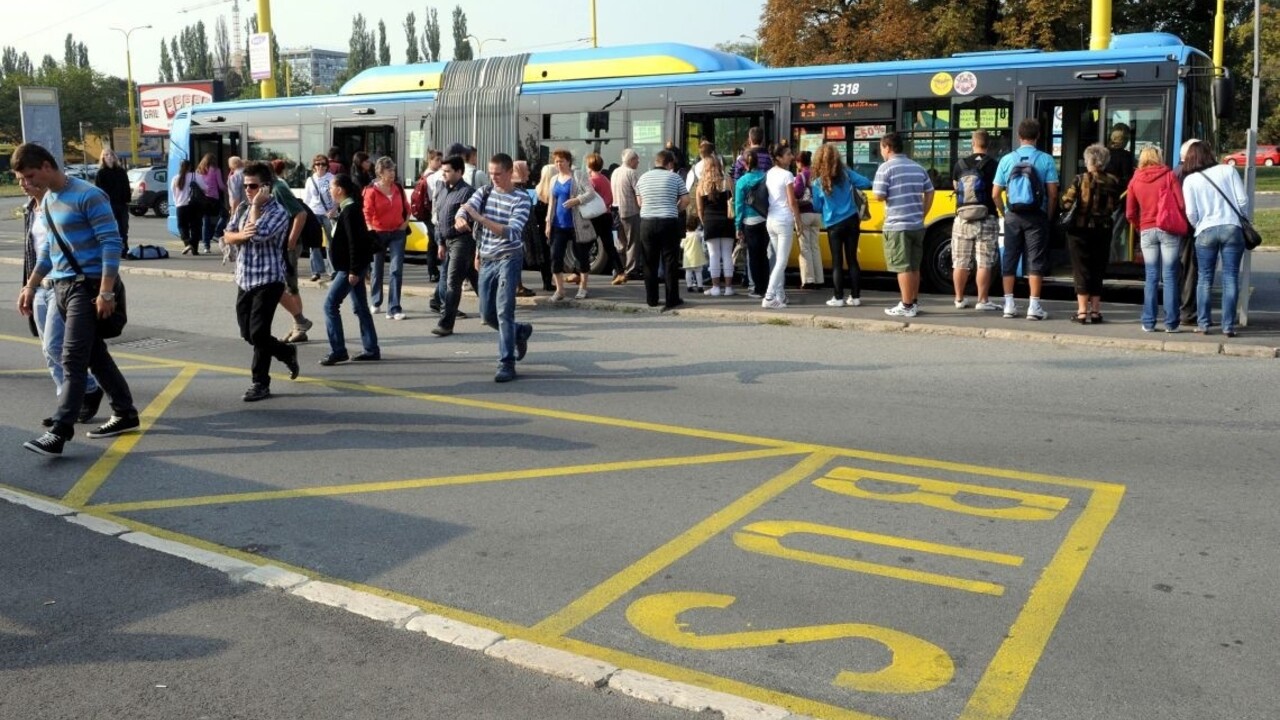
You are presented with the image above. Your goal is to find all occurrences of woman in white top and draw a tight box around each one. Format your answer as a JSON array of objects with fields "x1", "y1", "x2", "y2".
[
  {"x1": 170, "y1": 159, "x2": 198, "y2": 255},
  {"x1": 763, "y1": 143, "x2": 799, "y2": 308},
  {"x1": 303, "y1": 153, "x2": 336, "y2": 280},
  {"x1": 1180, "y1": 141, "x2": 1249, "y2": 337}
]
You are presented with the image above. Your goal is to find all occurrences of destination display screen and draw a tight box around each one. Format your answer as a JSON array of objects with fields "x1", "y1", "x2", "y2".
[{"x1": 793, "y1": 100, "x2": 894, "y2": 123}]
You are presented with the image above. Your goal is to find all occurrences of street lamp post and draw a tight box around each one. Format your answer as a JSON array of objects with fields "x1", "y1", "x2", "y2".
[
  {"x1": 466, "y1": 35, "x2": 507, "y2": 57},
  {"x1": 739, "y1": 33, "x2": 760, "y2": 63},
  {"x1": 111, "y1": 24, "x2": 151, "y2": 169}
]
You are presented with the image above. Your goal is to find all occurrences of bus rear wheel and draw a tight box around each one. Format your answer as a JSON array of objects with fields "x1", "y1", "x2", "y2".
[{"x1": 923, "y1": 223, "x2": 955, "y2": 295}]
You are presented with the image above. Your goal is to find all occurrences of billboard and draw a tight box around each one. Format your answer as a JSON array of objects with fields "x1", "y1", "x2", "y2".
[
  {"x1": 19, "y1": 86, "x2": 65, "y2": 169},
  {"x1": 139, "y1": 81, "x2": 221, "y2": 135}
]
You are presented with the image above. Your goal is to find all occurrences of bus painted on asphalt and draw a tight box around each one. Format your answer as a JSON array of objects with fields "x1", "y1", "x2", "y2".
[{"x1": 167, "y1": 33, "x2": 1224, "y2": 292}]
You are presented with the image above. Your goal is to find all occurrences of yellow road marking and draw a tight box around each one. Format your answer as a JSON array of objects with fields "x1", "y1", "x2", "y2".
[
  {"x1": 532, "y1": 452, "x2": 835, "y2": 637},
  {"x1": 0, "y1": 364, "x2": 185, "y2": 375},
  {"x1": 55, "y1": 502, "x2": 886, "y2": 720},
  {"x1": 959, "y1": 483, "x2": 1125, "y2": 719},
  {"x1": 820, "y1": 444, "x2": 1119, "y2": 492},
  {"x1": 90, "y1": 446, "x2": 811, "y2": 513},
  {"x1": 816, "y1": 466, "x2": 1070, "y2": 521},
  {"x1": 62, "y1": 366, "x2": 199, "y2": 507},
  {"x1": 734, "y1": 520, "x2": 1021, "y2": 596}
]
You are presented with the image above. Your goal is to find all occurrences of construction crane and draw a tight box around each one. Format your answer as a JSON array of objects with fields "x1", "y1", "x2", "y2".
[{"x1": 179, "y1": 0, "x2": 240, "y2": 59}]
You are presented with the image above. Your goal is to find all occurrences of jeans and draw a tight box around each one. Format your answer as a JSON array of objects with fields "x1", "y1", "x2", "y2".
[
  {"x1": 796, "y1": 212, "x2": 823, "y2": 285},
  {"x1": 439, "y1": 239, "x2": 477, "y2": 330},
  {"x1": 827, "y1": 216, "x2": 862, "y2": 299},
  {"x1": 323, "y1": 271, "x2": 379, "y2": 357},
  {"x1": 310, "y1": 216, "x2": 332, "y2": 277},
  {"x1": 1195, "y1": 224, "x2": 1246, "y2": 333},
  {"x1": 235, "y1": 282, "x2": 291, "y2": 387},
  {"x1": 33, "y1": 285, "x2": 100, "y2": 397},
  {"x1": 370, "y1": 229, "x2": 406, "y2": 313},
  {"x1": 51, "y1": 279, "x2": 136, "y2": 431},
  {"x1": 638, "y1": 216, "x2": 682, "y2": 307},
  {"x1": 765, "y1": 217, "x2": 794, "y2": 300},
  {"x1": 742, "y1": 222, "x2": 770, "y2": 295},
  {"x1": 477, "y1": 251, "x2": 529, "y2": 369},
  {"x1": 1140, "y1": 229, "x2": 1182, "y2": 330},
  {"x1": 201, "y1": 209, "x2": 220, "y2": 251}
]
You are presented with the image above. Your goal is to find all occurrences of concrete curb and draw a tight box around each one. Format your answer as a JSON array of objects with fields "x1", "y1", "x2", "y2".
[{"x1": 0, "y1": 490, "x2": 863, "y2": 718}]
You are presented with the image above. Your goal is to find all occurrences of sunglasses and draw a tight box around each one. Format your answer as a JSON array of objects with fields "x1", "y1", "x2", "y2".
[{"x1": 244, "y1": 182, "x2": 263, "y2": 190}]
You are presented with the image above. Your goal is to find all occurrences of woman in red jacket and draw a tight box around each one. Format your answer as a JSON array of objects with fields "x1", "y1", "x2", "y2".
[
  {"x1": 363, "y1": 156, "x2": 410, "y2": 319},
  {"x1": 1125, "y1": 146, "x2": 1185, "y2": 333}
]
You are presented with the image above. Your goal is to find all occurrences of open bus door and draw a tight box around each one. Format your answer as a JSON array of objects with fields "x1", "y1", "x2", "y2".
[
  {"x1": 677, "y1": 104, "x2": 778, "y2": 173},
  {"x1": 331, "y1": 121, "x2": 399, "y2": 177},
  {"x1": 190, "y1": 128, "x2": 243, "y2": 179},
  {"x1": 1030, "y1": 89, "x2": 1171, "y2": 276}
]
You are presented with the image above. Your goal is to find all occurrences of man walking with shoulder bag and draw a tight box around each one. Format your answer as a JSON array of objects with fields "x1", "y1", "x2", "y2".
[{"x1": 14, "y1": 143, "x2": 139, "y2": 456}]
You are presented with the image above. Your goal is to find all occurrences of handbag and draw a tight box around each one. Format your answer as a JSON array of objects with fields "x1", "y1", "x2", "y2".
[
  {"x1": 1154, "y1": 173, "x2": 1190, "y2": 237},
  {"x1": 1056, "y1": 177, "x2": 1081, "y2": 229},
  {"x1": 852, "y1": 186, "x2": 871, "y2": 221},
  {"x1": 578, "y1": 190, "x2": 607, "y2": 220},
  {"x1": 1199, "y1": 172, "x2": 1262, "y2": 250},
  {"x1": 43, "y1": 200, "x2": 128, "y2": 339}
]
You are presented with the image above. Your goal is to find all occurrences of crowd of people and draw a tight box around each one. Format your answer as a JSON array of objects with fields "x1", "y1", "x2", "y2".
[{"x1": 10, "y1": 121, "x2": 1258, "y2": 456}]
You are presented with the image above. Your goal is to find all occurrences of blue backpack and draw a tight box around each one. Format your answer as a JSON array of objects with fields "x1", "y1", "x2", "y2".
[{"x1": 1005, "y1": 150, "x2": 1045, "y2": 214}]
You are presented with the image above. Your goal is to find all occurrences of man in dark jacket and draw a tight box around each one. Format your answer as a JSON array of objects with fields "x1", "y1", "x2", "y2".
[
  {"x1": 94, "y1": 149, "x2": 132, "y2": 252},
  {"x1": 431, "y1": 155, "x2": 477, "y2": 337}
]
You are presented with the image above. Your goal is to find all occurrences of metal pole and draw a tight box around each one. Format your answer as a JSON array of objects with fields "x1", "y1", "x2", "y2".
[
  {"x1": 1089, "y1": 0, "x2": 1111, "y2": 50},
  {"x1": 80, "y1": 121, "x2": 87, "y2": 167},
  {"x1": 126, "y1": 38, "x2": 139, "y2": 170},
  {"x1": 258, "y1": 0, "x2": 277, "y2": 99},
  {"x1": 590, "y1": 0, "x2": 598, "y2": 48},
  {"x1": 1239, "y1": 0, "x2": 1261, "y2": 326}
]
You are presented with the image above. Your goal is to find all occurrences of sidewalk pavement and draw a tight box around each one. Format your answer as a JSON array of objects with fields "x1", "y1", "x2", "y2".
[{"x1": 2, "y1": 239, "x2": 1277, "y2": 360}]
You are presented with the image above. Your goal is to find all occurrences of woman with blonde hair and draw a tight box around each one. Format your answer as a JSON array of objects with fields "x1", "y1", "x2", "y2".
[
  {"x1": 94, "y1": 149, "x2": 131, "y2": 251},
  {"x1": 1125, "y1": 145, "x2": 1184, "y2": 332},
  {"x1": 810, "y1": 143, "x2": 872, "y2": 306},
  {"x1": 696, "y1": 153, "x2": 735, "y2": 295},
  {"x1": 543, "y1": 148, "x2": 600, "y2": 301}
]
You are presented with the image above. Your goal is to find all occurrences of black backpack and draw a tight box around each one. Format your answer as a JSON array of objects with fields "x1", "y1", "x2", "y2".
[{"x1": 748, "y1": 177, "x2": 770, "y2": 217}]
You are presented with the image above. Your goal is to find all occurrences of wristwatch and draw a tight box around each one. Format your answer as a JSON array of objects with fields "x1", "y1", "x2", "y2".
[{"x1": 99, "y1": 291, "x2": 116, "y2": 301}]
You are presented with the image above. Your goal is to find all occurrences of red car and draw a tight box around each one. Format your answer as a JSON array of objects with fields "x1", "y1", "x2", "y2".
[{"x1": 1222, "y1": 145, "x2": 1280, "y2": 167}]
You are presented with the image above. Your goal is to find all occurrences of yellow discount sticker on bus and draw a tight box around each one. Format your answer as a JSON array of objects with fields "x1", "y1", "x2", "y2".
[{"x1": 930, "y1": 72, "x2": 954, "y2": 95}]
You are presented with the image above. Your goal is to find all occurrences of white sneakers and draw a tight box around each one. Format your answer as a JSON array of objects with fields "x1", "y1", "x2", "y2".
[
  {"x1": 707, "y1": 286, "x2": 723, "y2": 296},
  {"x1": 974, "y1": 300, "x2": 1001, "y2": 311},
  {"x1": 954, "y1": 298, "x2": 972, "y2": 309},
  {"x1": 825, "y1": 297, "x2": 844, "y2": 307},
  {"x1": 1002, "y1": 299, "x2": 1019, "y2": 318},
  {"x1": 845, "y1": 297, "x2": 861, "y2": 307},
  {"x1": 884, "y1": 302, "x2": 918, "y2": 318},
  {"x1": 722, "y1": 286, "x2": 735, "y2": 296},
  {"x1": 1026, "y1": 305, "x2": 1048, "y2": 321}
]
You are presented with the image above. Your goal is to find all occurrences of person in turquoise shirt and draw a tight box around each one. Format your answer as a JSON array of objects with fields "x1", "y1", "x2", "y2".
[
  {"x1": 992, "y1": 118, "x2": 1060, "y2": 320},
  {"x1": 733, "y1": 149, "x2": 770, "y2": 297}
]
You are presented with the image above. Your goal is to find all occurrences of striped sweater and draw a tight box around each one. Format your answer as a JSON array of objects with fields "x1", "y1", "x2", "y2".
[{"x1": 34, "y1": 176, "x2": 122, "y2": 280}]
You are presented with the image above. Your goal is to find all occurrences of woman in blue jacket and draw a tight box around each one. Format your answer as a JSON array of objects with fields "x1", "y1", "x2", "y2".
[{"x1": 810, "y1": 143, "x2": 873, "y2": 307}]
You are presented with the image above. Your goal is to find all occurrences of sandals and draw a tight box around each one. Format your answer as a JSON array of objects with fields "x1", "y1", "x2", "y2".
[
  {"x1": 1089, "y1": 311, "x2": 1105, "y2": 323},
  {"x1": 1071, "y1": 313, "x2": 1090, "y2": 324}
]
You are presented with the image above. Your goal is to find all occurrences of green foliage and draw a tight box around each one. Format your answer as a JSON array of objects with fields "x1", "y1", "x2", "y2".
[
  {"x1": 159, "y1": 41, "x2": 174, "y2": 83},
  {"x1": 378, "y1": 20, "x2": 391, "y2": 66},
  {"x1": 337, "y1": 13, "x2": 378, "y2": 84},
  {"x1": 452, "y1": 5, "x2": 472, "y2": 61},
  {"x1": 713, "y1": 40, "x2": 763, "y2": 64},
  {"x1": 423, "y1": 7, "x2": 442, "y2": 63},
  {"x1": 404, "y1": 12, "x2": 420, "y2": 64}
]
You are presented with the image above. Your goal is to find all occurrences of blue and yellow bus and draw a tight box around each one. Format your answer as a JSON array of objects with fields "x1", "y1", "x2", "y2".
[{"x1": 168, "y1": 33, "x2": 1225, "y2": 292}]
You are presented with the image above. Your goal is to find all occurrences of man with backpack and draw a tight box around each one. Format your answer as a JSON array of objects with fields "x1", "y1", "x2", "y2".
[
  {"x1": 993, "y1": 118, "x2": 1059, "y2": 320},
  {"x1": 411, "y1": 150, "x2": 443, "y2": 282},
  {"x1": 951, "y1": 130, "x2": 1001, "y2": 310}
]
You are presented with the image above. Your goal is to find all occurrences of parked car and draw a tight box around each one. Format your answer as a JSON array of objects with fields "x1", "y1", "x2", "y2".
[
  {"x1": 1222, "y1": 145, "x2": 1280, "y2": 167},
  {"x1": 65, "y1": 163, "x2": 99, "y2": 181},
  {"x1": 128, "y1": 166, "x2": 168, "y2": 217}
]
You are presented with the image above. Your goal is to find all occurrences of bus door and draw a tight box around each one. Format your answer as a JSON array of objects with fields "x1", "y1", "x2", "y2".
[
  {"x1": 1031, "y1": 89, "x2": 1171, "y2": 265},
  {"x1": 189, "y1": 127, "x2": 242, "y2": 176},
  {"x1": 677, "y1": 103, "x2": 778, "y2": 170},
  {"x1": 331, "y1": 121, "x2": 399, "y2": 174}
]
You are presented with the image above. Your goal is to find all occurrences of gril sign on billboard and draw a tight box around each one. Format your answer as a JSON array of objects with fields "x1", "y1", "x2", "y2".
[{"x1": 139, "y1": 82, "x2": 216, "y2": 135}]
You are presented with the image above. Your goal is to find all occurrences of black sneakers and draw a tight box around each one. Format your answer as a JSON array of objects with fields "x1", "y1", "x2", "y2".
[
  {"x1": 243, "y1": 384, "x2": 271, "y2": 402},
  {"x1": 284, "y1": 345, "x2": 301, "y2": 379},
  {"x1": 24, "y1": 430, "x2": 69, "y2": 456},
  {"x1": 77, "y1": 387, "x2": 105, "y2": 423},
  {"x1": 516, "y1": 324, "x2": 532, "y2": 361},
  {"x1": 86, "y1": 415, "x2": 141, "y2": 439}
]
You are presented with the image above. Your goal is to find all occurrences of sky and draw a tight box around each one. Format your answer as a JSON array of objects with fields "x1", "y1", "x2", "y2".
[{"x1": 8, "y1": 0, "x2": 767, "y2": 84}]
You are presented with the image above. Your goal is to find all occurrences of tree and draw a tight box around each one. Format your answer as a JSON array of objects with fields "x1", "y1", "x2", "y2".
[
  {"x1": 452, "y1": 5, "x2": 472, "y2": 61},
  {"x1": 339, "y1": 13, "x2": 378, "y2": 83},
  {"x1": 170, "y1": 37, "x2": 185, "y2": 80},
  {"x1": 714, "y1": 40, "x2": 763, "y2": 64},
  {"x1": 404, "y1": 12, "x2": 420, "y2": 63},
  {"x1": 214, "y1": 16, "x2": 232, "y2": 80},
  {"x1": 64, "y1": 34, "x2": 89, "y2": 69},
  {"x1": 423, "y1": 6, "x2": 442, "y2": 62},
  {"x1": 177, "y1": 21, "x2": 213, "y2": 80},
  {"x1": 1227, "y1": 3, "x2": 1280, "y2": 145},
  {"x1": 40, "y1": 55, "x2": 59, "y2": 75},
  {"x1": 2, "y1": 46, "x2": 34, "y2": 77},
  {"x1": 159, "y1": 41, "x2": 174, "y2": 83},
  {"x1": 378, "y1": 20, "x2": 391, "y2": 66}
]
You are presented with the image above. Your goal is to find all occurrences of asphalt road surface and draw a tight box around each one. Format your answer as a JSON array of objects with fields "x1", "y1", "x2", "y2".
[{"x1": 2, "y1": 260, "x2": 1278, "y2": 720}]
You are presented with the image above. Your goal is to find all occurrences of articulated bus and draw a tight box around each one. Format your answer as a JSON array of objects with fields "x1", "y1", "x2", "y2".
[{"x1": 168, "y1": 33, "x2": 1226, "y2": 292}]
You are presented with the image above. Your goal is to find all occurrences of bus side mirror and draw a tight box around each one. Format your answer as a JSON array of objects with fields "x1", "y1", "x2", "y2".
[{"x1": 1214, "y1": 75, "x2": 1234, "y2": 119}]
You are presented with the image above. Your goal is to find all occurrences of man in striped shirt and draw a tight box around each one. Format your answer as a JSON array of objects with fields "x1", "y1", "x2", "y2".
[
  {"x1": 224, "y1": 162, "x2": 300, "y2": 402},
  {"x1": 456, "y1": 153, "x2": 533, "y2": 383},
  {"x1": 635, "y1": 150, "x2": 690, "y2": 309},
  {"x1": 15, "y1": 143, "x2": 139, "y2": 456},
  {"x1": 872, "y1": 131, "x2": 935, "y2": 318}
]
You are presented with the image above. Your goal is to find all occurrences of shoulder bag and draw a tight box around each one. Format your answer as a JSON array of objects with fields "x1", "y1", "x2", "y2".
[
  {"x1": 576, "y1": 175, "x2": 607, "y2": 220},
  {"x1": 43, "y1": 200, "x2": 127, "y2": 339},
  {"x1": 1199, "y1": 172, "x2": 1262, "y2": 250}
]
